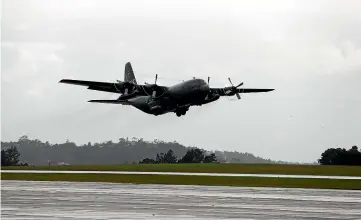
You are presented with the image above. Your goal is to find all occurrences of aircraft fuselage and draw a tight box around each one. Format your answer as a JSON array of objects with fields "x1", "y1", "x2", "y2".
[{"x1": 128, "y1": 78, "x2": 218, "y2": 116}]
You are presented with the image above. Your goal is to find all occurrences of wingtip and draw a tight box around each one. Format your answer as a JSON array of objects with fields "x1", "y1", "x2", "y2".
[
  {"x1": 88, "y1": 100, "x2": 102, "y2": 103},
  {"x1": 59, "y1": 79, "x2": 68, "y2": 83}
]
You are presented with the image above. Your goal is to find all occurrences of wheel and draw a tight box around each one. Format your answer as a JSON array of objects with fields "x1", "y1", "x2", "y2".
[{"x1": 176, "y1": 112, "x2": 182, "y2": 117}]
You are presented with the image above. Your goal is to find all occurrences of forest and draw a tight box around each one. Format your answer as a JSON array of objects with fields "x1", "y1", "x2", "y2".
[
  {"x1": 1, "y1": 135, "x2": 280, "y2": 166},
  {"x1": 2, "y1": 136, "x2": 359, "y2": 166}
]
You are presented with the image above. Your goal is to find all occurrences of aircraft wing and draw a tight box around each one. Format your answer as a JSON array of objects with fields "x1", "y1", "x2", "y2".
[
  {"x1": 88, "y1": 99, "x2": 131, "y2": 105},
  {"x1": 60, "y1": 79, "x2": 121, "y2": 93},
  {"x1": 211, "y1": 88, "x2": 274, "y2": 96},
  {"x1": 235, "y1": 88, "x2": 274, "y2": 93},
  {"x1": 60, "y1": 79, "x2": 169, "y2": 96}
]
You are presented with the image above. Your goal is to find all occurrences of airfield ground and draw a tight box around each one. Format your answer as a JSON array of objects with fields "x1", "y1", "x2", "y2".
[
  {"x1": 2, "y1": 172, "x2": 361, "y2": 190},
  {"x1": 2, "y1": 164, "x2": 361, "y2": 190},
  {"x1": 2, "y1": 163, "x2": 361, "y2": 176}
]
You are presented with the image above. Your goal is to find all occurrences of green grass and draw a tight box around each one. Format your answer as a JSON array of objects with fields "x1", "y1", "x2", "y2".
[
  {"x1": 2, "y1": 163, "x2": 361, "y2": 176},
  {"x1": 2, "y1": 173, "x2": 361, "y2": 190}
]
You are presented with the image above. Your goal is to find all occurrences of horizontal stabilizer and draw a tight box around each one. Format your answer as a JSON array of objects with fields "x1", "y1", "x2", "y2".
[
  {"x1": 88, "y1": 100, "x2": 130, "y2": 105},
  {"x1": 60, "y1": 79, "x2": 121, "y2": 93},
  {"x1": 60, "y1": 79, "x2": 109, "y2": 87}
]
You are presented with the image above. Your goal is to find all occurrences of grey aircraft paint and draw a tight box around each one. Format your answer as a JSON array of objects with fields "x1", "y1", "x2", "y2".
[{"x1": 60, "y1": 62, "x2": 274, "y2": 117}]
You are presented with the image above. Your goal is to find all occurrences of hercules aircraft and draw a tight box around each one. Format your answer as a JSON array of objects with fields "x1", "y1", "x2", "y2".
[{"x1": 59, "y1": 62, "x2": 274, "y2": 117}]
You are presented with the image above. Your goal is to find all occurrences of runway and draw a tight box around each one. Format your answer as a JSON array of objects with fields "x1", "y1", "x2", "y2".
[
  {"x1": 2, "y1": 180, "x2": 361, "y2": 220},
  {"x1": 2, "y1": 170, "x2": 361, "y2": 179}
]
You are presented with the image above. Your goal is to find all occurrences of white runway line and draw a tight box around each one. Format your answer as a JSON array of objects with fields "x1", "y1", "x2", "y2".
[{"x1": 2, "y1": 170, "x2": 361, "y2": 180}]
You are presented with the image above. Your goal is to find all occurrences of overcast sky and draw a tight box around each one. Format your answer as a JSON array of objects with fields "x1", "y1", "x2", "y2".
[{"x1": 1, "y1": 0, "x2": 361, "y2": 163}]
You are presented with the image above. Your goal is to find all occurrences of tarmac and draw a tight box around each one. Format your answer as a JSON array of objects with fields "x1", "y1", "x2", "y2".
[{"x1": 2, "y1": 180, "x2": 361, "y2": 219}]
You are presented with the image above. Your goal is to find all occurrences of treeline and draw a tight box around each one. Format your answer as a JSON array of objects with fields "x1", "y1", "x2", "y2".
[
  {"x1": 139, "y1": 148, "x2": 217, "y2": 164},
  {"x1": 318, "y1": 146, "x2": 361, "y2": 166},
  {"x1": 1, "y1": 136, "x2": 277, "y2": 165}
]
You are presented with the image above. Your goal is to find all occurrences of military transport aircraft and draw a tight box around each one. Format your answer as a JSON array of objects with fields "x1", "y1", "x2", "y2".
[{"x1": 59, "y1": 62, "x2": 274, "y2": 117}]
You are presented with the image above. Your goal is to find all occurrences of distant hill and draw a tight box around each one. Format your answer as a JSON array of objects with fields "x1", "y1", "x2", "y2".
[{"x1": 1, "y1": 135, "x2": 286, "y2": 165}]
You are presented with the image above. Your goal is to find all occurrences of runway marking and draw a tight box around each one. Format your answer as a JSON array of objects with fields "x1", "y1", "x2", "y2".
[{"x1": 2, "y1": 170, "x2": 361, "y2": 180}]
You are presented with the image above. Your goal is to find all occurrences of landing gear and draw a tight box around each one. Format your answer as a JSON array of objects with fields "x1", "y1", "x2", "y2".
[
  {"x1": 175, "y1": 104, "x2": 190, "y2": 117},
  {"x1": 176, "y1": 109, "x2": 187, "y2": 117}
]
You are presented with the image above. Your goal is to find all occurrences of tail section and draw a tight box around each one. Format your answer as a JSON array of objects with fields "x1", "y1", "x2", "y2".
[{"x1": 124, "y1": 62, "x2": 137, "y2": 84}]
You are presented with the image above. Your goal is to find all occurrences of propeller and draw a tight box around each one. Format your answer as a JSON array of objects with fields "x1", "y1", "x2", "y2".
[
  {"x1": 115, "y1": 79, "x2": 129, "y2": 95},
  {"x1": 207, "y1": 76, "x2": 212, "y2": 93},
  {"x1": 204, "y1": 76, "x2": 216, "y2": 101},
  {"x1": 227, "y1": 77, "x2": 243, "y2": 99},
  {"x1": 144, "y1": 74, "x2": 160, "y2": 98},
  {"x1": 152, "y1": 74, "x2": 158, "y2": 98}
]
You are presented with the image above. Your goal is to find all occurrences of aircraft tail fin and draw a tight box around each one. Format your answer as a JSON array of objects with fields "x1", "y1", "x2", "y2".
[{"x1": 124, "y1": 62, "x2": 137, "y2": 84}]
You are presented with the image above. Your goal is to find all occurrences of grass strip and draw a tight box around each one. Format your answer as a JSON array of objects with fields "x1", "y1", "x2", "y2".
[
  {"x1": 2, "y1": 173, "x2": 361, "y2": 190},
  {"x1": 2, "y1": 163, "x2": 361, "y2": 176}
]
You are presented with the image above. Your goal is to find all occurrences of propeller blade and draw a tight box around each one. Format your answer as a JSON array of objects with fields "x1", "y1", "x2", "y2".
[
  {"x1": 155, "y1": 74, "x2": 158, "y2": 84},
  {"x1": 236, "y1": 92, "x2": 241, "y2": 99},
  {"x1": 236, "y1": 82, "x2": 244, "y2": 88},
  {"x1": 208, "y1": 77, "x2": 210, "y2": 85},
  {"x1": 228, "y1": 77, "x2": 234, "y2": 86}
]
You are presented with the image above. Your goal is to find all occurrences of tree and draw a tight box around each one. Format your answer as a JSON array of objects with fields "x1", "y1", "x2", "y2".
[
  {"x1": 156, "y1": 152, "x2": 165, "y2": 163},
  {"x1": 179, "y1": 148, "x2": 205, "y2": 163},
  {"x1": 318, "y1": 148, "x2": 339, "y2": 165},
  {"x1": 350, "y1": 146, "x2": 359, "y2": 152},
  {"x1": 6, "y1": 146, "x2": 20, "y2": 165},
  {"x1": 164, "y1": 149, "x2": 178, "y2": 163},
  {"x1": 1, "y1": 146, "x2": 20, "y2": 166},
  {"x1": 18, "y1": 135, "x2": 29, "y2": 142},
  {"x1": 348, "y1": 146, "x2": 361, "y2": 166},
  {"x1": 204, "y1": 153, "x2": 217, "y2": 163},
  {"x1": 318, "y1": 146, "x2": 361, "y2": 166},
  {"x1": 1, "y1": 150, "x2": 7, "y2": 166}
]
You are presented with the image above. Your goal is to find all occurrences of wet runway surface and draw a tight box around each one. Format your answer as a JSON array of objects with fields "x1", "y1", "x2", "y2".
[{"x1": 2, "y1": 180, "x2": 361, "y2": 220}]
